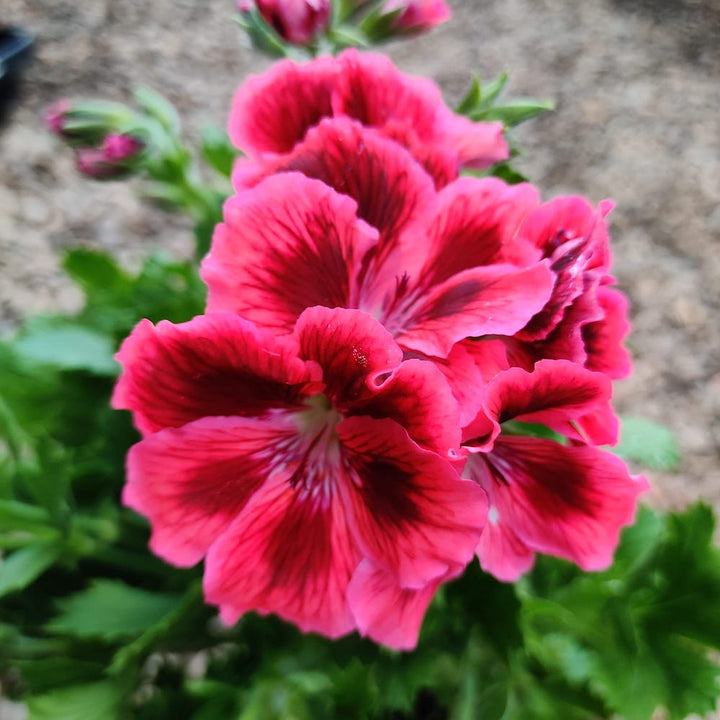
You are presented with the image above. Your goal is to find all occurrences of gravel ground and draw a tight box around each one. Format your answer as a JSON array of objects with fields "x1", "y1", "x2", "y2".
[{"x1": 1, "y1": 0, "x2": 719, "y2": 714}]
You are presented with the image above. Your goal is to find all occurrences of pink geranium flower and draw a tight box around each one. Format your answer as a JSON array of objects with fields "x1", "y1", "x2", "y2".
[
  {"x1": 228, "y1": 49, "x2": 509, "y2": 186},
  {"x1": 461, "y1": 360, "x2": 649, "y2": 581},
  {"x1": 202, "y1": 168, "x2": 555, "y2": 405},
  {"x1": 112, "y1": 306, "x2": 486, "y2": 646}
]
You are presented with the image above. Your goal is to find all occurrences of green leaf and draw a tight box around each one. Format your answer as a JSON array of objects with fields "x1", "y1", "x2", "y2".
[
  {"x1": 200, "y1": 126, "x2": 239, "y2": 178},
  {"x1": 455, "y1": 76, "x2": 482, "y2": 115},
  {"x1": 613, "y1": 416, "x2": 680, "y2": 470},
  {"x1": 46, "y1": 579, "x2": 183, "y2": 641},
  {"x1": 15, "y1": 658, "x2": 106, "y2": 694},
  {"x1": 26, "y1": 681, "x2": 124, "y2": 720},
  {"x1": 0, "y1": 541, "x2": 61, "y2": 597},
  {"x1": 133, "y1": 86, "x2": 181, "y2": 137},
  {"x1": 473, "y1": 99, "x2": 554, "y2": 127},
  {"x1": 13, "y1": 319, "x2": 118, "y2": 376},
  {"x1": 520, "y1": 504, "x2": 720, "y2": 720},
  {"x1": 63, "y1": 249, "x2": 128, "y2": 296}
]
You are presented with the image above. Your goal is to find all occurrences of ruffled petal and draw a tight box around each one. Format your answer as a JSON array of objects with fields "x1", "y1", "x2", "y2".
[
  {"x1": 438, "y1": 114, "x2": 509, "y2": 168},
  {"x1": 468, "y1": 437, "x2": 649, "y2": 574},
  {"x1": 294, "y1": 306, "x2": 403, "y2": 403},
  {"x1": 123, "y1": 416, "x2": 295, "y2": 567},
  {"x1": 112, "y1": 313, "x2": 319, "y2": 436},
  {"x1": 338, "y1": 416, "x2": 486, "y2": 588},
  {"x1": 582, "y1": 286, "x2": 632, "y2": 379},
  {"x1": 475, "y1": 510, "x2": 536, "y2": 582},
  {"x1": 403, "y1": 343, "x2": 487, "y2": 427},
  {"x1": 202, "y1": 173, "x2": 378, "y2": 331},
  {"x1": 348, "y1": 559, "x2": 462, "y2": 650},
  {"x1": 334, "y1": 50, "x2": 443, "y2": 144},
  {"x1": 393, "y1": 262, "x2": 555, "y2": 358},
  {"x1": 233, "y1": 118, "x2": 436, "y2": 259},
  {"x1": 483, "y1": 359, "x2": 614, "y2": 443},
  {"x1": 203, "y1": 470, "x2": 361, "y2": 638},
  {"x1": 228, "y1": 56, "x2": 337, "y2": 156}
]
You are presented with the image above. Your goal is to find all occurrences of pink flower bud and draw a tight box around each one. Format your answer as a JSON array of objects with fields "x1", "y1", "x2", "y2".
[
  {"x1": 381, "y1": 0, "x2": 451, "y2": 33},
  {"x1": 75, "y1": 133, "x2": 143, "y2": 180},
  {"x1": 245, "y1": 0, "x2": 331, "y2": 44},
  {"x1": 102, "y1": 133, "x2": 144, "y2": 162},
  {"x1": 44, "y1": 99, "x2": 73, "y2": 136}
]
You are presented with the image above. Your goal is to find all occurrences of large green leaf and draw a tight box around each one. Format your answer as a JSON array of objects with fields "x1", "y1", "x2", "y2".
[
  {"x1": 46, "y1": 579, "x2": 183, "y2": 641},
  {"x1": 26, "y1": 681, "x2": 125, "y2": 720},
  {"x1": 13, "y1": 320, "x2": 118, "y2": 376},
  {"x1": 613, "y1": 416, "x2": 680, "y2": 470},
  {"x1": 0, "y1": 541, "x2": 61, "y2": 598}
]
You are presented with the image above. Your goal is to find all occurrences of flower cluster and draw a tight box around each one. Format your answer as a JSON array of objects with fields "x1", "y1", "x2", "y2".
[{"x1": 113, "y1": 50, "x2": 647, "y2": 649}]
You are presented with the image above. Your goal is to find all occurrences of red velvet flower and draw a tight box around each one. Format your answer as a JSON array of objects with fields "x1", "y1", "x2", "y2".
[
  {"x1": 112, "y1": 306, "x2": 487, "y2": 646},
  {"x1": 228, "y1": 49, "x2": 509, "y2": 186},
  {"x1": 202, "y1": 169, "x2": 555, "y2": 402},
  {"x1": 461, "y1": 360, "x2": 648, "y2": 582}
]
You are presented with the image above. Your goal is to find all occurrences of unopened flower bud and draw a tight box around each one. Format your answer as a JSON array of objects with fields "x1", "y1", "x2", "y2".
[
  {"x1": 44, "y1": 99, "x2": 74, "y2": 137},
  {"x1": 381, "y1": 0, "x2": 450, "y2": 33},
  {"x1": 75, "y1": 132, "x2": 144, "y2": 180},
  {"x1": 102, "y1": 133, "x2": 144, "y2": 162},
  {"x1": 243, "y1": 0, "x2": 331, "y2": 44}
]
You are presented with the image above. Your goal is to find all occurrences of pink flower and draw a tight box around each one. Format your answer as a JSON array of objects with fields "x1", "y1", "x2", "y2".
[
  {"x1": 228, "y1": 49, "x2": 509, "y2": 186},
  {"x1": 113, "y1": 306, "x2": 487, "y2": 647},
  {"x1": 461, "y1": 360, "x2": 649, "y2": 582},
  {"x1": 202, "y1": 167, "x2": 555, "y2": 404},
  {"x1": 381, "y1": 0, "x2": 451, "y2": 34},
  {"x1": 240, "y1": 0, "x2": 331, "y2": 44}
]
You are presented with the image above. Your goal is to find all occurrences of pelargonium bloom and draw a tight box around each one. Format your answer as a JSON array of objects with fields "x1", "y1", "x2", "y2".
[
  {"x1": 239, "y1": 0, "x2": 331, "y2": 44},
  {"x1": 473, "y1": 195, "x2": 632, "y2": 383},
  {"x1": 228, "y1": 49, "x2": 509, "y2": 186},
  {"x1": 112, "y1": 306, "x2": 487, "y2": 647},
  {"x1": 461, "y1": 359, "x2": 649, "y2": 581},
  {"x1": 202, "y1": 169, "x2": 555, "y2": 402}
]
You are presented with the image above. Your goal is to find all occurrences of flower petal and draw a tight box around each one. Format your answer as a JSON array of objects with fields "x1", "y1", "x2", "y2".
[
  {"x1": 233, "y1": 117, "x2": 436, "y2": 257},
  {"x1": 468, "y1": 436, "x2": 649, "y2": 574},
  {"x1": 228, "y1": 56, "x2": 337, "y2": 156},
  {"x1": 582, "y1": 286, "x2": 632, "y2": 379},
  {"x1": 112, "y1": 313, "x2": 319, "y2": 436},
  {"x1": 202, "y1": 173, "x2": 378, "y2": 331},
  {"x1": 484, "y1": 359, "x2": 614, "y2": 443},
  {"x1": 334, "y1": 50, "x2": 443, "y2": 144},
  {"x1": 123, "y1": 416, "x2": 294, "y2": 567},
  {"x1": 475, "y1": 510, "x2": 535, "y2": 582},
  {"x1": 294, "y1": 306, "x2": 403, "y2": 403},
  {"x1": 348, "y1": 559, "x2": 462, "y2": 650},
  {"x1": 394, "y1": 262, "x2": 555, "y2": 358},
  {"x1": 203, "y1": 470, "x2": 360, "y2": 638},
  {"x1": 338, "y1": 416, "x2": 487, "y2": 588}
]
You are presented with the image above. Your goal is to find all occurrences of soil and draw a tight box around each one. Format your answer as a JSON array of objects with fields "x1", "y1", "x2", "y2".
[{"x1": 0, "y1": 0, "x2": 719, "y2": 714}]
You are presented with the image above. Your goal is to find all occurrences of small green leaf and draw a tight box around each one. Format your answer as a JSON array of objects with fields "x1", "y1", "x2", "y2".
[
  {"x1": 133, "y1": 86, "x2": 181, "y2": 136},
  {"x1": 0, "y1": 541, "x2": 61, "y2": 597},
  {"x1": 26, "y1": 681, "x2": 124, "y2": 720},
  {"x1": 455, "y1": 76, "x2": 482, "y2": 115},
  {"x1": 13, "y1": 320, "x2": 118, "y2": 376},
  {"x1": 62, "y1": 249, "x2": 127, "y2": 296},
  {"x1": 613, "y1": 416, "x2": 680, "y2": 470},
  {"x1": 473, "y1": 99, "x2": 554, "y2": 127},
  {"x1": 200, "y1": 125, "x2": 239, "y2": 178},
  {"x1": 47, "y1": 579, "x2": 183, "y2": 641},
  {"x1": 477, "y1": 72, "x2": 509, "y2": 110}
]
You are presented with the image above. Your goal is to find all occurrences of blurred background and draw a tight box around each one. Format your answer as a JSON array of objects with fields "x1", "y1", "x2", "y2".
[{"x1": 1, "y1": 0, "x2": 719, "y2": 515}]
